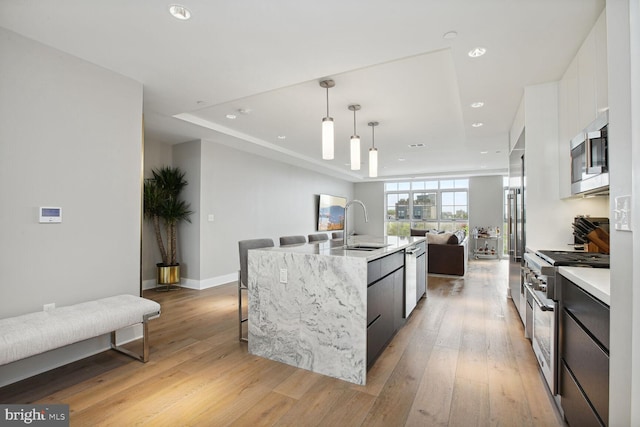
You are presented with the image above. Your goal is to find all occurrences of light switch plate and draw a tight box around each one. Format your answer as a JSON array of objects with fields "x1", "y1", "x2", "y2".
[
  {"x1": 279, "y1": 268, "x2": 288, "y2": 283},
  {"x1": 614, "y1": 195, "x2": 632, "y2": 231}
]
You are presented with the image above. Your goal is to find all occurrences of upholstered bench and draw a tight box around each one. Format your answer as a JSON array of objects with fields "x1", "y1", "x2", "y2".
[{"x1": 0, "y1": 294, "x2": 161, "y2": 366}]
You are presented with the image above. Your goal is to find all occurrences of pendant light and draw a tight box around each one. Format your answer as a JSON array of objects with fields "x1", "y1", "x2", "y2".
[
  {"x1": 348, "y1": 104, "x2": 361, "y2": 170},
  {"x1": 319, "y1": 80, "x2": 335, "y2": 160},
  {"x1": 368, "y1": 121, "x2": 379, "y2": 178}
]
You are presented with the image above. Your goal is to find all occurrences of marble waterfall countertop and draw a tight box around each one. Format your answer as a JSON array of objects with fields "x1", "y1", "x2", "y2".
[
  {"x1": 246, "y1": 235, "x2": 425, "y2": 385},
  {"x1": 558, "y1": 267, "x2": 610, "y2": 305}
]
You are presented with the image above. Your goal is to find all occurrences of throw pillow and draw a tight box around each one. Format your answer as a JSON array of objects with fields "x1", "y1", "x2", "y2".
[
  {"x1": 427, "y1": 232, "x2": 453, "y2": 245},
  {"x1": 447, "y1": 233, "x2": 459, "y2": 244}
]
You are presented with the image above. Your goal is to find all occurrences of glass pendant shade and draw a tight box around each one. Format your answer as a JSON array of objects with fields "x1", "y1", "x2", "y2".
[
  {"x1": 350, "y1": 135, "x2": 361, "y2": 170},
  {"x1": 322, "y1": 117, "x2": 334, "y2": 160},
  {"x1": 369, "y1": 148, "x2": 378, "y2": 177}
]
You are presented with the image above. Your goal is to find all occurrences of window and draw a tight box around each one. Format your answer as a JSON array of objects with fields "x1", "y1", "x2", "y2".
[{"x1": 385, "y1": 179, "x2": 469, "y2": 236}]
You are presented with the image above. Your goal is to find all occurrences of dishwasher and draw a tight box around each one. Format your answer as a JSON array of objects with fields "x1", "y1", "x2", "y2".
[{"x1": 404, "y1": 241, "x2": 426, "y2": 317}]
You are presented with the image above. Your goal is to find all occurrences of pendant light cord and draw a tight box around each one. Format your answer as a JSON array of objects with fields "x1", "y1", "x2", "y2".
[
  {"x1": 371, "y1": 125, "x2": 375, "y2": 148},
  {"x1": 326, "y1": 88, "x2": 330, "y2": 117},
  {"x1": 353, "y1": 109, "x2": 357, "y2": 134}
]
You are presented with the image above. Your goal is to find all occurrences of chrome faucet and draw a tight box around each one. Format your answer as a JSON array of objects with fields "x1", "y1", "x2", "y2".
[{"x1": 344, "y1": 199, "x2": 369, "y2": 247}]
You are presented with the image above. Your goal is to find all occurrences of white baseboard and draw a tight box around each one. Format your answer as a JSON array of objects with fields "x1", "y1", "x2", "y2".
[{"x1": 143, "y1": 273, "x2": 237, "y2": 291}]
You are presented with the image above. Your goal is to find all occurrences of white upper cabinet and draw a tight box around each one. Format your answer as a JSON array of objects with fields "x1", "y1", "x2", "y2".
[
  {"x1": 558, "y1": 10, "x2": 607, "y2": 199},
  {"x1": 558, "y1": 57, "x2": 579, "y2": 199},
  {"x1": 578, "y1": 29, "x2": 598, "y2": 130},
  {"x1": 594, "y1": 12, "x2": 608, "y2": 116}
]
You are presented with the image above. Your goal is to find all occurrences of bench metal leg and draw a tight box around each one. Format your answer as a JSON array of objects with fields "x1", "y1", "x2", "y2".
[{"x1": 110, "y1": 312, "x2": 156, "y2": 362}]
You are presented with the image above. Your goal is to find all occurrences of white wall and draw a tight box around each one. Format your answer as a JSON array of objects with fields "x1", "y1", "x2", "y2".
[
  {"x1": 515, "y1": 83, "x2": 609, "y2": 251},
  {"x1": 0, "y1": 28, "x2": 143, "y2": 385},
  {"x1": 607, "y1": 1, "x2": 639, "y2": 424},
  {"x1": 142, "y1": 139, "x2": 355, "y2": 289}
]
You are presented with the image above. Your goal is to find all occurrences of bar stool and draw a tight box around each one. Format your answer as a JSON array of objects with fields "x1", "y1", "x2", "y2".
[
  {"x1": 308, "y1": 233, "x2": 329, "y2": 242},
  {"x1": 279, "y1": 235, "x2": 306, "y2": 246}
]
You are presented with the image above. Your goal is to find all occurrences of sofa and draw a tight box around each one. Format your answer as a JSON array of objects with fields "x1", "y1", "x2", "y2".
[{"x1": 410, "y1": 229, "x2": 468, "y2": 276}]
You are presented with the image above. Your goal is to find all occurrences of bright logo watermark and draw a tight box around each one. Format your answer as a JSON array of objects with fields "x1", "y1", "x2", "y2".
[{"x1": 1, "y1": 405, "x2": 68, "y2": 426}]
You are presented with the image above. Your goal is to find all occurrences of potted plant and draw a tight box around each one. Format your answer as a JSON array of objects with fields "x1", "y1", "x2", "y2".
[{"x1": 144, "y1": 166, "x2": 193, "y2": 290}]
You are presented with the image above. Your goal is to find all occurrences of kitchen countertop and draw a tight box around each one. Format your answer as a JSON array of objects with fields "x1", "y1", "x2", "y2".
[
  {"x1": 558, "y1": 266, "x2": 610, "y2": 305},
  {"x1": 261, "y1": 235, "x2": 426, "y2": 261}
]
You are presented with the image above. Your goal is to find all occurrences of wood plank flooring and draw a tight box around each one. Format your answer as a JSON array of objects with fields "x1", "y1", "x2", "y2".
[{"x1": 0, "y1": 260, "x2": 563, "y2": 426}]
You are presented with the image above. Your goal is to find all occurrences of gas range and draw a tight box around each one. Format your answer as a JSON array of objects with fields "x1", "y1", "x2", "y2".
[
  {"x1": 524, "y1": 249, "x2": 610, "y2": 302},
  {"x1": 536, "y1": 250, "x2": 610, "y2": 268},
  {"x1": 520, "y1": 249, "x2": 610, "y2": 400}
]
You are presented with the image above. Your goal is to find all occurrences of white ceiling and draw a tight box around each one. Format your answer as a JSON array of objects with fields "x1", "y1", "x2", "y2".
[{"x1": 0, "y1": 0, "x2": 605, "y2": 182}]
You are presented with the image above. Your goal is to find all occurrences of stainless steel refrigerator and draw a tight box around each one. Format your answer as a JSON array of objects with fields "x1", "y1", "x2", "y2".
[{"x1": 508, "y1": 130, "x2": 526, "y2": 324}]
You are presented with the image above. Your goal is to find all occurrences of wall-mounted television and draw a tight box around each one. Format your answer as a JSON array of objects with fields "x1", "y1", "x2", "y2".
[{"x1": 318, "y1": 194, "x2": 346, "y2": 231}]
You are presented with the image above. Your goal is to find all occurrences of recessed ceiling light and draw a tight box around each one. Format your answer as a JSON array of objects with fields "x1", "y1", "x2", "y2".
[
  {"x1": 468, "y1": 47, "x2": 486, "y2": 58},
  {"x1": 471, "y1": 122, "x2": 484, "y2": 128},
  {"x1": 398, "y1": 158, "x2": 406, "y2": 162},
  {"x1": 169, "y1": 4, "x2": 191, "y2": 20},
  {"x1": 226, "y1": 114, "x2": 237, "y2": 119},
  {"x1": 443, "y1": 31, "x2": 458, "y2": 40},
  {"x1": 277, "y1": 135, "x2": 286, "y2": 140},
  {"x1": 471, "y1": 102, "x2": 484, "y2": 108},
  {"x1": 480, "y1": 151, "x2": 489, "y2": 154}
]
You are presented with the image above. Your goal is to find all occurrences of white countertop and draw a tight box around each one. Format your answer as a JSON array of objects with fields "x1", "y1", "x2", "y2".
[
  {"x1": 558, "y1": 267, "x2": 610, "y2": 305},
  {"x1": 259, "y1": 235, "x2": 426, "y2": 261}
]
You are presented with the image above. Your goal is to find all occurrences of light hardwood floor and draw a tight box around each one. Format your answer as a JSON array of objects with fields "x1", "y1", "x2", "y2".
[{"x1": 0, "y1": 260, "x2": 563, "y2": 426}]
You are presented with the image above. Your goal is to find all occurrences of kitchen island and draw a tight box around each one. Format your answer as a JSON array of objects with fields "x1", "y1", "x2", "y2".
[{"x1": 247, "y1": 235, "x2": 426, "y2": 385}]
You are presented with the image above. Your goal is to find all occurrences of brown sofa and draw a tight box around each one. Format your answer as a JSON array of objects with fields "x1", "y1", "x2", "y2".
[{"x1": 410, "y1": 229, "x2": 468, "y2": 276}]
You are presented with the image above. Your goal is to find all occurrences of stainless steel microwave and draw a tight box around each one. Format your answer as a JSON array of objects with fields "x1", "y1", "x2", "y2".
[{"x1": 570, "y1": 111, "x2": 609, "y2": 196}]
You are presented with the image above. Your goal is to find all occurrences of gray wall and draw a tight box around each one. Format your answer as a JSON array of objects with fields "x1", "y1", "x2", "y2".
[
  {"x1": 469, "y1": 175, "x2": 505, "y2": 256},
  {"x1": 142, "y1": 139, "x2": 173, "y2": 281},
  {"x1": 0, "y1": 28, "x2": 143, "y2": 385},
  {"x1": 142, "y1": 139, "x2": 355, "y2": 289},
  {"x1": 173, "y1": 140, "x2": 202, "y2": 284},
  {"x1": 354, "y1": 182, "x2": 385, "y2": 236}
]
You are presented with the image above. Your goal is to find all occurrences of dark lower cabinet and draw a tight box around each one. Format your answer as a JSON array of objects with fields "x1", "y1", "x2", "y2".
[
  {"x1": 392, "y1": 268, "x2": 405, "y2": 331},
  {"x1": 367, "y1": 251, "x2": 405, "y2": 368},
  {"x1": 366, "y1": 273, "x2": 395, "y2": 365},
  {"x1": 561, "y1": 362, "x2": 603, "y2": 427},
  {"x1": 560, "y1": 275, "x2": 609, "y2": 426}
]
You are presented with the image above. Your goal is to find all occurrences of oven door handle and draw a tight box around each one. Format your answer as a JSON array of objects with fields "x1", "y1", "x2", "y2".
[{"x1": 525, "y1": 283, "x2": 554, "y2": 311}]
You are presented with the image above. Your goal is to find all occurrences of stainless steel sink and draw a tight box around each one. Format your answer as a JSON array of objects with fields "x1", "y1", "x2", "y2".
[{"x1": 344, "y1": 243, "x2": 390, "y2": 251}]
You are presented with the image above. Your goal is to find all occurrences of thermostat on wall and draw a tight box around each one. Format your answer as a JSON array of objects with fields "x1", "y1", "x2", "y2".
[{"x1": 40, "y1": 207, "x2": 62, "y2": 223}]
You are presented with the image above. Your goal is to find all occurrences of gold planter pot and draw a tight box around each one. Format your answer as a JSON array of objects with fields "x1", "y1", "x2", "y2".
[{"x1": 156, "y1": 264, "x2": 181, "y2": 291}]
